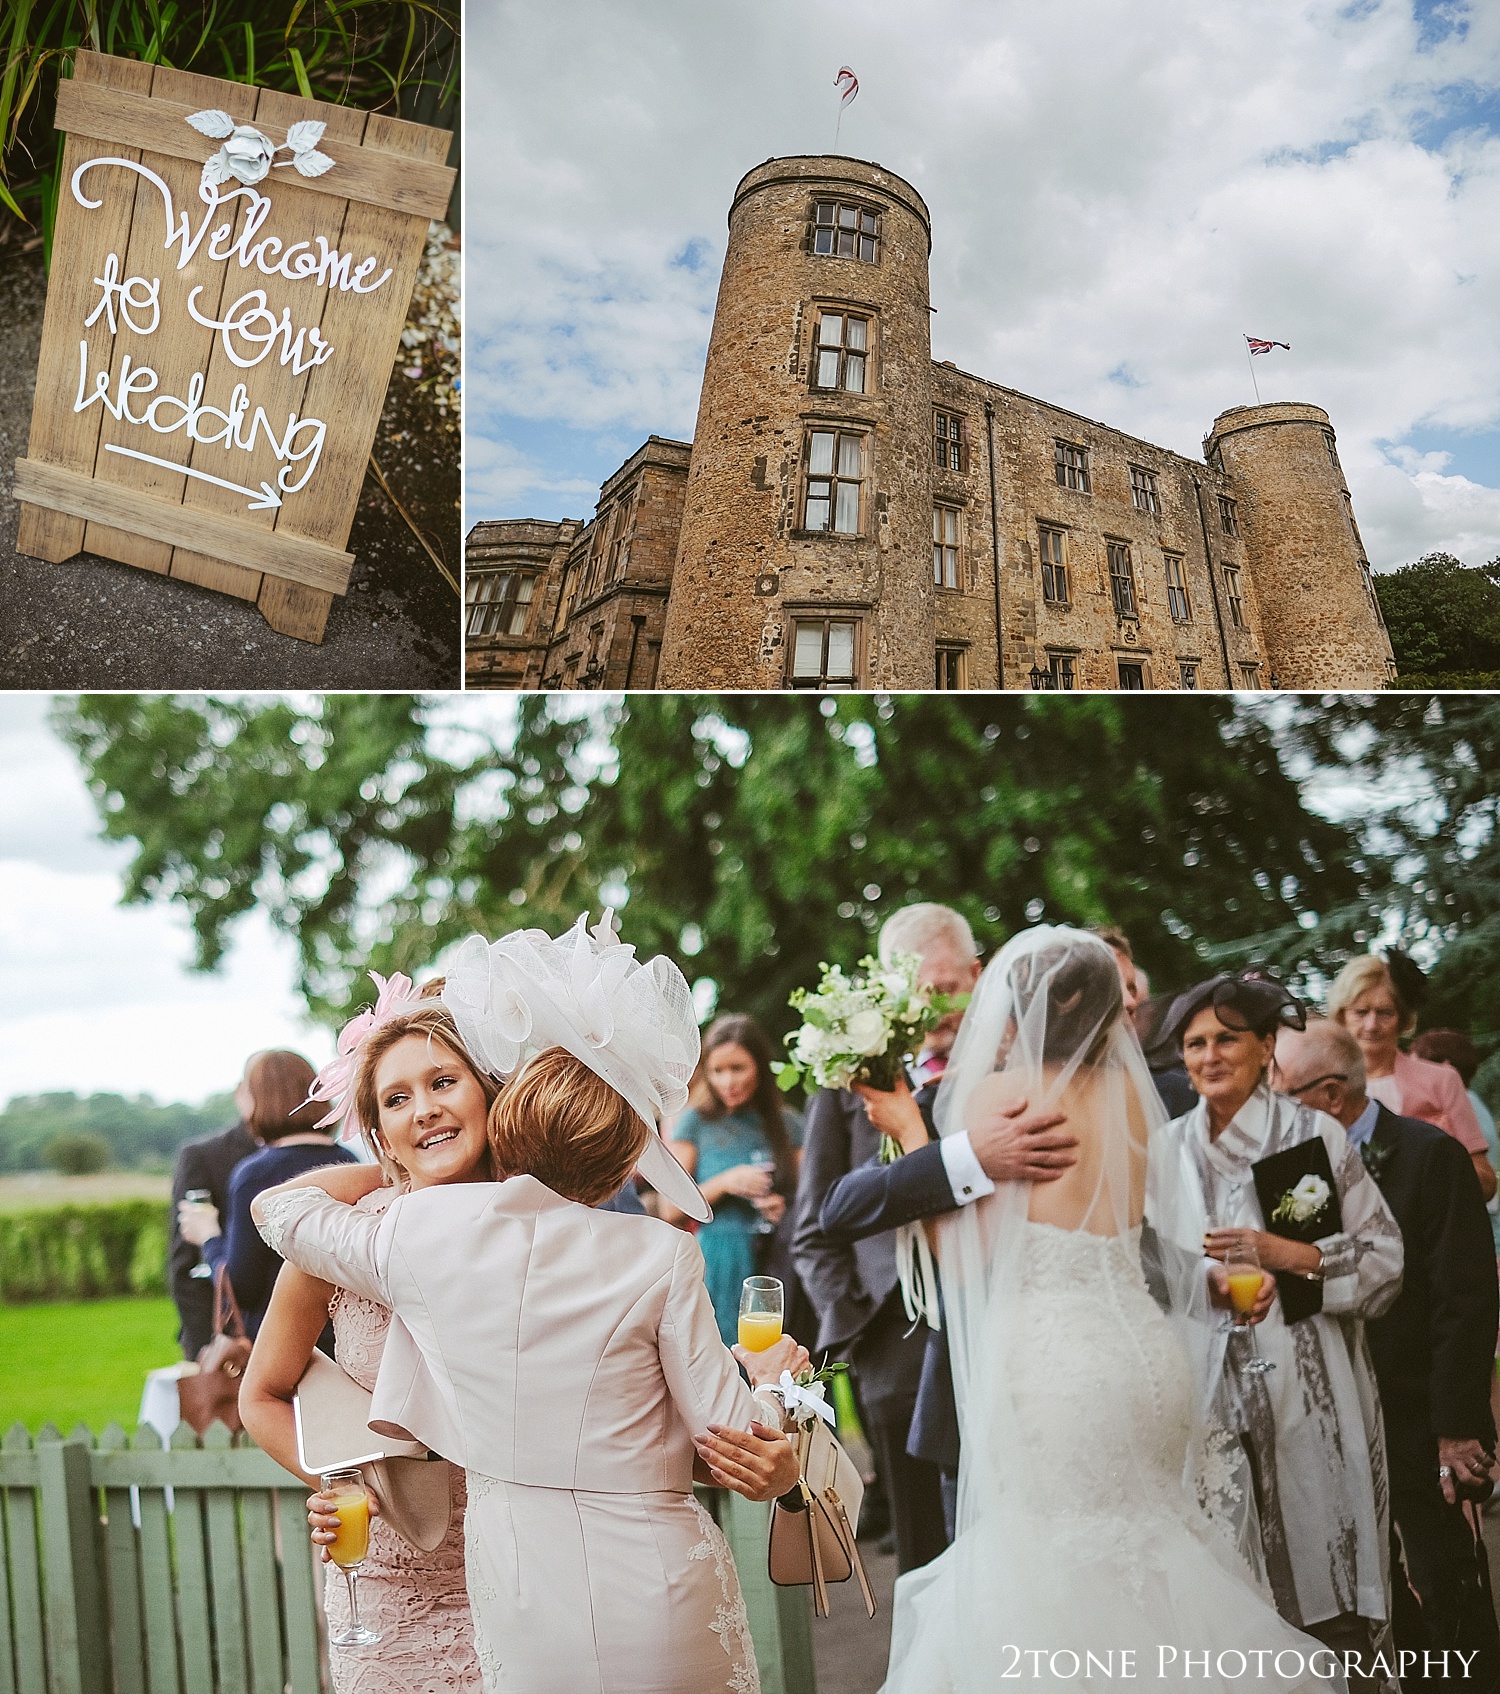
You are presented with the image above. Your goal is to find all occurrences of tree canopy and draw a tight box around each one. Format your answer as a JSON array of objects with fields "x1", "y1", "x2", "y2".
[
  {"x1": 1376, "y1": 553, "x2": 1500, "y2": 688},
  {"x1": 0, "y1": 1091, "x2": 237, "y2": 1173},
  {"x1": 55, "y1": 694, "x2": 1410, "y2": 1053}
]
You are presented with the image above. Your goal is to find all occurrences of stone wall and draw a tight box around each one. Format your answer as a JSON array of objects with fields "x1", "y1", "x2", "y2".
[{"x1": 464, "y1": 519, "x2": 578, "y2": 689}]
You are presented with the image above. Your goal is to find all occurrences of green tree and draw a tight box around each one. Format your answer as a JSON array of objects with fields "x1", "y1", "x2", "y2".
[
  {"x1": 43, "y1": 1132, "x2": 111, "y2": 1175},
  {"x1": 56, "y1": 694, "x2": 1383, "y2": 1048},
  {"x1": 0, "y1": 1091, "x2": 238, "y2": 1173},
  {"x1": 1376, "y1": 553, "x2": 1500, "y2": 687}
]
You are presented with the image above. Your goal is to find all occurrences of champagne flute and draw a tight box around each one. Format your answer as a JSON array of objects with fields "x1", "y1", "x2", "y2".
[
  {"x1": 321, "y1": 1470, "x2": 382, "y2": 1645},
  {"x1": 183, "y1": 1189, "x2": 215, "y2": 1279},
  {"x1": 1224, "y1": 1239, "x2": 1275, "y2": 1375},
  {"x1": 749, "y1": 1157, "x2": 778, "y2": 1235},
  {"x1": 738, "y1": 1275, "x2": 784, "y2": 1353}
]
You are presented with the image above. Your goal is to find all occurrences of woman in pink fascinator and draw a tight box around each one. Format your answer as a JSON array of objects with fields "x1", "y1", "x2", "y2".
[{"x1": 250, "y1": 912, "x2": 811, "y2": 1694}]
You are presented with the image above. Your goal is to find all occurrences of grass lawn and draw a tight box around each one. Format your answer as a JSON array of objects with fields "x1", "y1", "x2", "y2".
[{"x1": 0, "y1": 1296, "x2": 181, "y2": 1434}]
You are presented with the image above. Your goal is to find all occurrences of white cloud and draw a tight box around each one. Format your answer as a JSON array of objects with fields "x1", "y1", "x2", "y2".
[{"x1": 469, "y1": 0, "x2": 1500, "y2": 568}]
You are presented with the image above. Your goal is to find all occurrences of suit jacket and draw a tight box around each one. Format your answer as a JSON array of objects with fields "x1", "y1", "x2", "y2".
[
  {"x1": 817, "y1": 1137, "x2": 961, "y2": 1471},
  {"x1": 1363, "y1": 1102, "x2": 1498, "y2": 1469},
  {"x1": 168, "y1": 1120, "x2": 258, "y2": 1356},
  {"x1": 263, "y1": 1175, "x2": 773, "y2": 1491}
]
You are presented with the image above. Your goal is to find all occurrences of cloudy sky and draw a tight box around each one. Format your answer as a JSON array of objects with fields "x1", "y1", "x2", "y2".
[{"x1": 467, "y1": 0, "x2": 1500, "y2": 574}]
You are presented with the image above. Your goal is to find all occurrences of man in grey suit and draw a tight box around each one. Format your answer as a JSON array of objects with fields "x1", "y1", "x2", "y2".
[{"x1": 791, "y1": 904, "x2": 1076, "y2": 1571}]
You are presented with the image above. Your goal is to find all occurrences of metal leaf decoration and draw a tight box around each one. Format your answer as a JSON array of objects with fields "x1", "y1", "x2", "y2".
[
  {"x1": 284, "y1": 120, "x2": 328, "y2": 152},
  {"x1": 291, "y1": 150, "x2": 336, "y2": 178},
  {"x1": 186, "y1": 109, "x2": 237, "y2": 139}
]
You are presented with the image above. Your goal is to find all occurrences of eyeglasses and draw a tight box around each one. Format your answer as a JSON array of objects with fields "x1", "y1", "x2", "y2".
[{"x1": 1281, "y1": 1072, "x2": 1347, "y2": 1096}]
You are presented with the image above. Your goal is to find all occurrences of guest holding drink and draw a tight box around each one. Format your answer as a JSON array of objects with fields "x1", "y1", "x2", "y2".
[
  {"x1": 178, "y1": 1049, "x2": 355, "y2": 1338},
  {"x1": 251, "y1": 915, "x2": 810, "y2": 1694},
  {"x1": 1156, "y1": 973, "x2": 1404, "y2": 1691},
  {"x1": 240, "y1": 975, "x2": 495, "y2": 1692},
  {"x1": 1327, "y1": 953, "x2": 1497, "y2": 1202},
  {"x1": 665, "y1": 1013, "x2": 804, "y2": 1346}
]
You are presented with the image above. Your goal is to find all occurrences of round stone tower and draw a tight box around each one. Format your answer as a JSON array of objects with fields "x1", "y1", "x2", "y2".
[
  {"x1": 1203, "y1": 402, "x2": 1394, "y2": 689},
  {"x1": 657, "y1": 156, "x2": 936, "y2": 690}
]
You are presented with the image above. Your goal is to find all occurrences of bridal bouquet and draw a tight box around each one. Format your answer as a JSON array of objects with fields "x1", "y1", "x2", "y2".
[{"x1": 770, "y1": 951, "x2": 963, "y2": 1101}]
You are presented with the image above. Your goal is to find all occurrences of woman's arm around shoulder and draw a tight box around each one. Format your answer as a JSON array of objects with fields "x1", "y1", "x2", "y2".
[{"x1": 249, "y1": 1170, "x2": 398, "y2": 1305}]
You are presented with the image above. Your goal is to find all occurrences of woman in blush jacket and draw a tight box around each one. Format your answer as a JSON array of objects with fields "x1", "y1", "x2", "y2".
[{"x1": 252, "y1": 915, "x2": 808, "y2": 1694}]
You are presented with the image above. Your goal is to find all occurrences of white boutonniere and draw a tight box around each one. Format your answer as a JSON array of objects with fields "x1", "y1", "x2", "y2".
[
  {"x1": 187, "y1": 111, "x2": 336, "y2": 190},
  {"x1": 1271, "y1": 1173, "x2": 1331, "y2": 1227},
  {"x1": 778, "y1": 1361, "x2": 846, "y2": 1432}
]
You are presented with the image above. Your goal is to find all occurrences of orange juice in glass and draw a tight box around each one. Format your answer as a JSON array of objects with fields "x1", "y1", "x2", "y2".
[
  {"x1": 738, "y1": 1275, "x2": 784, "y2": 1352},
  {"x1": 321, "y1": 1470, "x2": 381, "y2": 1645},
  {"x1": 1223, "y1": 1240, "x2": 1275, "y2": 1376}
]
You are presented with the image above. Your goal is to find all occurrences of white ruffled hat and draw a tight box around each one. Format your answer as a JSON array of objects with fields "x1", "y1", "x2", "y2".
[{"x1": 441, "y1": 911, "x2": 711, "y2": 1221}]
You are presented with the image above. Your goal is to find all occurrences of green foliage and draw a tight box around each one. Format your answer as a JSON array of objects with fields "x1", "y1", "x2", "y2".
[
  {"x1": 0, "y1": 1091, "x2": 236, "y2": 1173},
  {"x1": 1282, "y1": 695, "x2": 1500, "y2": 1039},
  {"x1": 1376, "y1": 553, "x2": 1500, "y2": 683},
  {"x1": 1, "y1": 0, "x2": 457, "y2": 244},
  {"x1": 43, "y1": 1132, "x2": 110, "y2": 1175},
  {"x1": 0, "y1": 1296, "x2": 180, "y2": 1428},
  {"x1": 0, "y1": 1200, "x2": 167, "y2": 1302},
  {"x1": 57, "y1": 694, "x2": 1384, "y2": 1052}
]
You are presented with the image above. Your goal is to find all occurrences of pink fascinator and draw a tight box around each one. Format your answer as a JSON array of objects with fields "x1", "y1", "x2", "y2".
[{"x1": 308, "y1": 970, "x2": 428, "y2": 1143}]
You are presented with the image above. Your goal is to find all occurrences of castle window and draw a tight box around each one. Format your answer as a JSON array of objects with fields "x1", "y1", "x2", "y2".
[
  {"x1": 812, "y1": 200, "x2": 880, "y2": 263},
  {"x1": 1163, "y1": 554, "x2": 1191, "y2": 622},
  {"x1": 933, "y1": 506, "x2": 961, "y2": 590},
  {"x1": 1218, "y1": 496, "x2": 1238, "y2": 537},
  {"x1": 789, "y1": 616, "x2": 859, "y2": 689},
  {"x1": 1048, "y1": 652, "x2": 1076, "y2": 690},
  {"x1": 1039, "y1": 526, "x2": 1069, "y2": 605},
  {"x1": 1179, "y1": 663, "x2": 1198, "y2": 690},
  {"x1": 1130, "y1": 466, "x2": 1161, "y2": 515},
  {"x1": 1107, "y1": 542, "x2": 1137, "y2": 618},
  {"x1": 935, "y1": 411, "x2": 965, "y2": 472},
  {"x1": 935, "y1": 646, "x2": 966, "y2": 689},
  {"x1": 1117, "y1": 661, "x2": 1146, "y2": 690},
  {"x1": 1239, "y1": 663, "x2": 1262, "y2": 689},
  {"x1": 812, "y1": 312, "x2": 869, "y2": 393},
  {"x1": 466, "y1": 570, "x2": 537, "y2": 639},
  {"x1": 1223, "y1": 565, "x2": 1244, "y2": 628},
  {"x1": 803, "y1": 430, "x2": 865, "y2": 535},
  {"x1": 1055, "y1": 441, "x2": 1091, "y2": 493},
  {"x1": 1324, "y1": 433, "x2": 1340, "y2": 469}
]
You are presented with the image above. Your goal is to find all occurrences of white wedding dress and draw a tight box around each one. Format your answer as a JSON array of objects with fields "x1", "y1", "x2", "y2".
[{"x1": 881, "y1": 929, "x2": 1344, "y2": 1694}]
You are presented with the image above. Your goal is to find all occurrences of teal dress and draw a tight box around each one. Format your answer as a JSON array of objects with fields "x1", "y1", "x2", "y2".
[{"x1": 672, "y1": 1104, "x2": 803, "y2": 1346}]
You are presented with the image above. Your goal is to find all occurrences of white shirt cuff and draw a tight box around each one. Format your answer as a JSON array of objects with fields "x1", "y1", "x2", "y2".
[{"x1": 940, "y1": 1132, "x2": 995, "y2": 1206}]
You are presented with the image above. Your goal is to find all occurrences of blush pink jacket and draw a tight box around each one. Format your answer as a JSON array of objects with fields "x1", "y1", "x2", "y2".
[{"x1": 1367, "y1": 1049, "x2": 1487, "y2": 1155}]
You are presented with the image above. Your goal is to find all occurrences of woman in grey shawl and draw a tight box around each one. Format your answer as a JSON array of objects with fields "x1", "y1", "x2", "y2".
[{"x1": 1157, "y1": 975, "x2": 1404, "y2": 1694}]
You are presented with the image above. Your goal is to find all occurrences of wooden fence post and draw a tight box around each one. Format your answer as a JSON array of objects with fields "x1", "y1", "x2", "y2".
[{"x1": 34, "y1": 1431, "x2": 108, "y2": 1694}]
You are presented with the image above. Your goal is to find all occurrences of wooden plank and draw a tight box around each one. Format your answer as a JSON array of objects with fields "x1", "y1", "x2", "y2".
[
  {"x1": 82, "y1": 64, "x2": 261, "y2": 592},
  {"x1": 238, "y1": 1490, "x2": 281, "y2": 1694},
  {"x1": 88, "y1": 1443, "x2": 303, "y2": 1490},
  {"x1": 175, "y1": 86, "x2": 365, "y2": 638},
  {"x1": 98, "y1": 1426, "x2": 146, "y2": 1694},
  {"x1": 55, "y1": 79, "x2": 455, "y2": 221},
  {"x1": 2, "y1": 1427, "x2": 44, "y2": 1694},
  {"x1": 36, "y1": 1436, "x2": 108, "y2": 1694},
  {"x1": 129, "y1": 1430, "x2": 181, "y2": 1694},
  {"x1": 14, "y1": 459, "x2": 353, "y2": 593},
  {"x1": 15, "y1": 53, "x2": 154, "y2": 564},
  {"x1": 166, "y1": 1429, "x2": 213, "y2": 1694},
  {"x1": 201, "y1": 1438, "x2": 249, "y2": 1694},
  {"x1": 0, "y1": 1482, "x2": 17, "y2": 1694},
  {"x1": 272, "y1": 1489, "x2": 323, "y2": 1694}
]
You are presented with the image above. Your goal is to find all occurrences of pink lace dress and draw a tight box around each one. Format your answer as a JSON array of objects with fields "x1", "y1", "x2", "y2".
[{"x1": 322, "y1": 1192, "x2": 479, "y2": 1694}]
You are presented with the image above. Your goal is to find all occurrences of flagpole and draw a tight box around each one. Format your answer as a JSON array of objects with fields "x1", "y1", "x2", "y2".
[
  {"x1": 835, "y1": 102, "x2": 843, "y2": 151},
  {"x1": 1244, "y1": 339, "x2": 1261, "y2": 405}
]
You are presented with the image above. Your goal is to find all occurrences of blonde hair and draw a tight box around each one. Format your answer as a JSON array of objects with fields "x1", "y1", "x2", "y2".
[
  {"x1": 487, "y1": 1046, "x2": 648, "y2": 1206},
  {"x1": 1326, "y1": 955, "x2": 1416, "y2": 1039},
  {"x1": 351, "y1": 985, "x2": 499, "y2": 1183}
]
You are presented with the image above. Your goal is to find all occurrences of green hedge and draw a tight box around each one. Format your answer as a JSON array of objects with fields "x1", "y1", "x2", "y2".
[{"x1": 0, "y1": 1201, "x2": 168, "y2": 1303}]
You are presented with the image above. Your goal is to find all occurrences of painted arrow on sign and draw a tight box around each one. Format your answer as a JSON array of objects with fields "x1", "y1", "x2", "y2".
[{"x1": 103, "y1": 443, "x2": 283, "y2": 510}]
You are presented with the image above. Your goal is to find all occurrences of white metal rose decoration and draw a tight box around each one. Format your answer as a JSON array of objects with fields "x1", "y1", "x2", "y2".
[
  {"x1": 1271, "y1": 1173, "x2": 1331, "y2": 1227},
  {"x1": 186, "y1": 110, "x2": 336, "y2": 190}
]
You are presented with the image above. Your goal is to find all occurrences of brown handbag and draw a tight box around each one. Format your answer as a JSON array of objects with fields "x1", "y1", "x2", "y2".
[
  {"x1": 767, "y1": 1420, "x2": 877, "y2": 1619},
  {"x1": 177, "y1": 1266, "x2": 253, "y2": 1436}
]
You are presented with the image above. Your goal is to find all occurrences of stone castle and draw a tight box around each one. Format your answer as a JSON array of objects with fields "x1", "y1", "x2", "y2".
[{"x1": 466, "y1": 155, "x2": 1396, "y2": 692}]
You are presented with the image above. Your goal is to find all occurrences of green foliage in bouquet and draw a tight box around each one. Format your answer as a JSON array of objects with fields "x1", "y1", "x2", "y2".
[{"x1": 0, "y1": 1199, "x2": 168, "y2": 1302}]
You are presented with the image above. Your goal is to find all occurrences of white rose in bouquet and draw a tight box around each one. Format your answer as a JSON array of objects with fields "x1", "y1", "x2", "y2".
[{"x1": 844, "y1": 1006, "x2": 890, "y2": 1057}]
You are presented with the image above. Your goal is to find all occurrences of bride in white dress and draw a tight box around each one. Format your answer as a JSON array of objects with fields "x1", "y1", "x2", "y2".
[{"x1": 882, "y1": 927, "x2": 1345, "y2": 1694}]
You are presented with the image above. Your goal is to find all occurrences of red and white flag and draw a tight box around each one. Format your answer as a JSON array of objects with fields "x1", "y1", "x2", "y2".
[
  {"x1": 1246, "y1": 336, "x2": 1291, "y2": 355},
  {"x1": 835, "y1": 66, "x2": 859, "y2": 107}
]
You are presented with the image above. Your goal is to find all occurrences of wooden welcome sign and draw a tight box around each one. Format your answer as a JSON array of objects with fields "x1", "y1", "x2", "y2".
[{"x1": 13, "y1": 53, "x2": 455, "y2": 644}]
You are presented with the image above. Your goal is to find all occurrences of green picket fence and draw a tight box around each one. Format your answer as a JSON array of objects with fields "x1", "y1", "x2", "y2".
[{"x1": 0, "y1": 1423, "x2": 818, "y2": 1694}]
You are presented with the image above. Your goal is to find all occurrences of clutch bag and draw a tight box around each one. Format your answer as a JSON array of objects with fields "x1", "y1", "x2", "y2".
[{"x1": 293, "y1": 1348, "x2": 452, "y2": 1552}]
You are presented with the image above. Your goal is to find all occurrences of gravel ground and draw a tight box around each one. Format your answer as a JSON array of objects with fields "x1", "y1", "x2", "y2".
[{"x1": 0, "y1": 239, "x2": 461, "y2": 689}]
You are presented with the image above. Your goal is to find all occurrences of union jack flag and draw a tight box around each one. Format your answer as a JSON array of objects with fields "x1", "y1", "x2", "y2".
[
  {"x1": 1246, "y1": 336, "x2": 1291, "y2": 355},
  {"x1": 835, "y1": 66, "x2": 859, "y2": 106}
]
